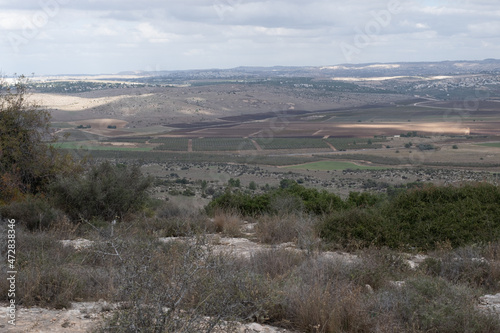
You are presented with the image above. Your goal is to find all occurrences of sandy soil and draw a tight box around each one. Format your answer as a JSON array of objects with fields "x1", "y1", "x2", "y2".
[{"x1": 30, "y1": 94, "x2": 153, "y2": 112}]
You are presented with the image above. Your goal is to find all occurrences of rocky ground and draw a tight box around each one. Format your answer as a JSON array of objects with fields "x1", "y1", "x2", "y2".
[{"x1": 3, "y1": 220, "x2": 500, "y2": 332}]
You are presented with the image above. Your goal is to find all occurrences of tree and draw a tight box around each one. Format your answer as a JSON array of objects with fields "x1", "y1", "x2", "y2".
[
  {"x1": 228, "y1": 178, "x2": 240, "y2": 188},
  {"x1": 248, "y1": 181, "x2": 257, "y2": 191},
  {"x1": 0, "y1": 76, "x2": 78, "y2": 202}
]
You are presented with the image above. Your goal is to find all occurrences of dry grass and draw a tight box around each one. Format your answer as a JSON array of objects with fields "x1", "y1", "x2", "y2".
[
  {"x1": 211, "y1": 209, "x2": 243, "y2": 237},
  {"x1": 3, "y1": 213, "x2": 500, "y2": 332},
  {"x1": 255, "y1": 213, "x2": 320, "y2": 251}
]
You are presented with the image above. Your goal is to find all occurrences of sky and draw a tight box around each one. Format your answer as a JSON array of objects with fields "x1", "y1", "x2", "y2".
[{"x1": 1, "y1": 0, "x2": 499, "y2": 75}]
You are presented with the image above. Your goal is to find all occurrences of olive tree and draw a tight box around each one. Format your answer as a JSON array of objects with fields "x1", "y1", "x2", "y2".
[{"x1": 0, "y1": 76, "x2": 78, "y2": 202}]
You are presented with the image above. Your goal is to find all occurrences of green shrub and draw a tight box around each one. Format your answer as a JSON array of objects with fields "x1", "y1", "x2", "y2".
[
  {"x1": 320, "y1": 183, "x2": 500, "y2": 251},
  {"x1": 50, "y1": 161, "x2": 153, "y2": 221},
  {"x1": 206, "y1": 191, "x2": 272, "y2": 216},
  {"x1": 320, "y1": 208, "x2": 387, "y2": 249},
  {"x1": 385, "y1": 183, "x2": 500, "y2": 249}
]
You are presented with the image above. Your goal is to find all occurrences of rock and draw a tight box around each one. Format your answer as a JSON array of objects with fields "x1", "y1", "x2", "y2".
[
  {"x1": 365, "y1": 284, "x2": 374, "y2": 294},
  {"x1": 478, "y1": 293, "x2": 500, "y2": 317},
  {"x1": 60, "y1": 238, "x2": 94, "y2": 250},
  {"x1": 389, "y1": 281, "x2": 406, "y2": 288},
  {"x1": 405, "y1": 254, "x2": 428, "y2": 269}
]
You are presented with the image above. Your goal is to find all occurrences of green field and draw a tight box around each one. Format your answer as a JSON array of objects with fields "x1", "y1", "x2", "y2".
[
  {"x1": 285, "y1": 160, "x2": 386, "y2": 171},
  {"x1": 193, "y1": 138, "x2": 255, "y2": 151},
  {"x1": 50, "y1": 122, "x2": 74, "y2": 128},
  {"x1": 478, "y1": 142, "x2": 500, "y2": 148},
  {"x1": 152, "y1": 138, "x2": 189, "y2": 151},
  {"x1": 255, "y1": 138, "x2": 330, "y2": 150},
  {"x1": 326, "y1": 138, "x2": 385, "y2": 150},
  {"x1": 52, "y1": 141, "x2": 153, "y2": 151}
]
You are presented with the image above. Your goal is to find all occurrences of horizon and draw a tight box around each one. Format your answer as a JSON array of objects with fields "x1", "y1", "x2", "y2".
[{"x1": 4, "y1": 58, "x2": 498, "y2": 78}]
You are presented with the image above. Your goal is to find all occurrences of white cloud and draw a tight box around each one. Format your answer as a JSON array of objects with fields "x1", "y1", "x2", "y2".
[
  {"x1": 0, "y1": 0, "x2": 498, "y2": 74},
  {"x1": 136, "y1": 23, "x2": 172, "y2": 43}
]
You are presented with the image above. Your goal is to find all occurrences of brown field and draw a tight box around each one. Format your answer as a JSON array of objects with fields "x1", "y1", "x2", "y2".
[{"x1": 170, "y1": 120, "x2": 478, "y2": 138}]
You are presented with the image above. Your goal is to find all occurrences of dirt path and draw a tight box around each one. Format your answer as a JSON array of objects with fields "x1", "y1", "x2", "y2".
[
  {"x1": 188, "y1": 139, "x2": 193, "y2": 152},
  {"x1": 324, "y1": 140, "x2": 337, "y2": 151},
  {"x1": 251, "y1": 139, "x2": 263, "y2": 151}
]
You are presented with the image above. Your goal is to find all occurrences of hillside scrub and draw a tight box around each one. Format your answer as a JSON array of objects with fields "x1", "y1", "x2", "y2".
[
  {"x1": 320, "y1": 183, "x2": 500, "y2": 251},
  {"x1": 207, "y1": 181, "x2": 500, "y2": 251},
  {"x1": 3, "y1": 194, "x2": 500, "y2": 332},
  {"x1": 206, "y1": 180, "x2": 369, "y2": 216}
]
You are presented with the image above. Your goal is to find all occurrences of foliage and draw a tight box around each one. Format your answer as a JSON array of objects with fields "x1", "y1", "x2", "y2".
[
  {"x1": 0, "y1": 76, "x2": 79, "y2": 202},
  {"x1": 50, "y1": 161, "x2": 153, "y2": 221},
  {"x1": 0, "y1": 194, "x2": 65, "y2": 230},
  {"x1": 207, "y1": 180, "x2": 346, "y2": 216},
  {"x1": 321, "y1": 183, "x2": 500, "y2": 251},
  {"x1": 371, "y1": 277, "x2": 500, "y2": 332}
]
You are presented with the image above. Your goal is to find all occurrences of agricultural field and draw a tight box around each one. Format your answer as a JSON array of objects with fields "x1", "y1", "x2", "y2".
[
  {"x1": 285, "y1": 161, "x2": 386, "y2": 171},
  {"x1": 326, "y1": 137, "x2": 386, "y2": 150},
  {"x1": 478, "y1": 142, "x2": 500, "y2": 148},
  {"x1": 152, "y1": 138, "x2": 190, "y2": 151},
  {"x1": 192, "y1": 138, "x2": 256, "y2": 151},
  {"x1": 254, "y1": 138, "x2": 331, "y2": 150},
  {"x1": 102, "y1": 137, "x2": 151, "y2": 143},
  {"x1": 52, "y1": 141, "x2": 153, "y2": 151}
]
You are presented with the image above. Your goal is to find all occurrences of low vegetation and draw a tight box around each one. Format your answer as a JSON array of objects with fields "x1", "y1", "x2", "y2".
[{"x1": 3, "y1": 76, "x2": 500, "y2": 332}]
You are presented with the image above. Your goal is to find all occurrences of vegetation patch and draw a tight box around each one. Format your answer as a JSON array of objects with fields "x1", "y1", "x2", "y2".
[
  {"x1": 320, "y1": 183, "x2": 500, "y2": 251},
  {"x1": 53, "y1": 141, "x2": 153, "y2": 151},
  {"x1": 254, "y1": 138, "x2": 330, "y2": 150},
  {"x1": 286, "y1": 160, "x2": 385, "y2": 171},
  {"x1": 478, "y1": 142, "x2": 500, "y2": 148},
  {"x1": 192, "y1": 138, "x2": 256, "y2": 151}
]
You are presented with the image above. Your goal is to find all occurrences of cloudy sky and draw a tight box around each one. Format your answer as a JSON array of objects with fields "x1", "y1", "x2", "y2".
[{"x1": 1, "y1": 0, "x2": 499, "y2": 75}]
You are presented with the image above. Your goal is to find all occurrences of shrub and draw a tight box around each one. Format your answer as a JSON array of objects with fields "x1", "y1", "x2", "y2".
[
  {"x1": 248, "y1": 249, "x2": 306, "y2": 279},
  {"x1": 97, "y1": 239, "x2": 280, "y2": 332},
  {"x1": 206, "y1": 182, "x2": 346, "y2": 217},
  {"x1": 319, "y1": 208, "x2": 387, "y2": 250},
  {"x1": 256, "y1": 214, "x2": 318, "y2": 249},
  {"x1": 206, "y1": 191, "x2": 271, "y2": 216},
  {"x1": 50, "y1": 161, "x2": 153, "y2": 221},
  {"x1": 320, "y1": 183, "x2": 500, "y2": 251},
  {"x1": 0, "y1": 195, "x2": 65, "y2": 230},
  {"x1": 212, "y1": 209, "x2": 242, "y2": 237},
  {"x1": 421, "y1": 245, "x2": 500, "y2": 292},
  {"x1": 370, "y1": 277, "x2": 500, "y2": 332}
]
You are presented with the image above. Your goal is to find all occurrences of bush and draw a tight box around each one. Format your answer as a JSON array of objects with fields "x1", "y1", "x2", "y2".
[
  {"x1": 212, "y1": 209, "x2": 242, "y2": 237},
  {"x1": 206, "y1": 190, "x2": 271, "y2": 216},
  {"x1": 50, "y1": 161, "x2": 153, "y2": 221},
  {"x1": 421, "y1": 245, "x2": 500, "y2": 292},
  {"x1": 370, "y1": 277, "x2": 500, "y2": 332},
  {"x1": 320, "y1": 208, "x2": 387, "y2": 250},
  {"x1": 206, "y1": 182, "x2": 346, "y2": 217},
  {"x1": 256, "y1": 214, "x2": 318, "y2": 249},
  {"x1": 0, "y1": 195, "x2": 65, "y2": 230},
  {"x1": 320, "y1": 183, "x2": 500, "y2": 251},
  {"x1": 97, "y1": 239, "x2": 280, "y2": 332}
]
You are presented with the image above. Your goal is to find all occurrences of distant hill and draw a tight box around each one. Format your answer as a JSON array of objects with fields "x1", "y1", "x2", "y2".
[{"x1": 139, "y1": 59, "x2": 500, "y2": 79}]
